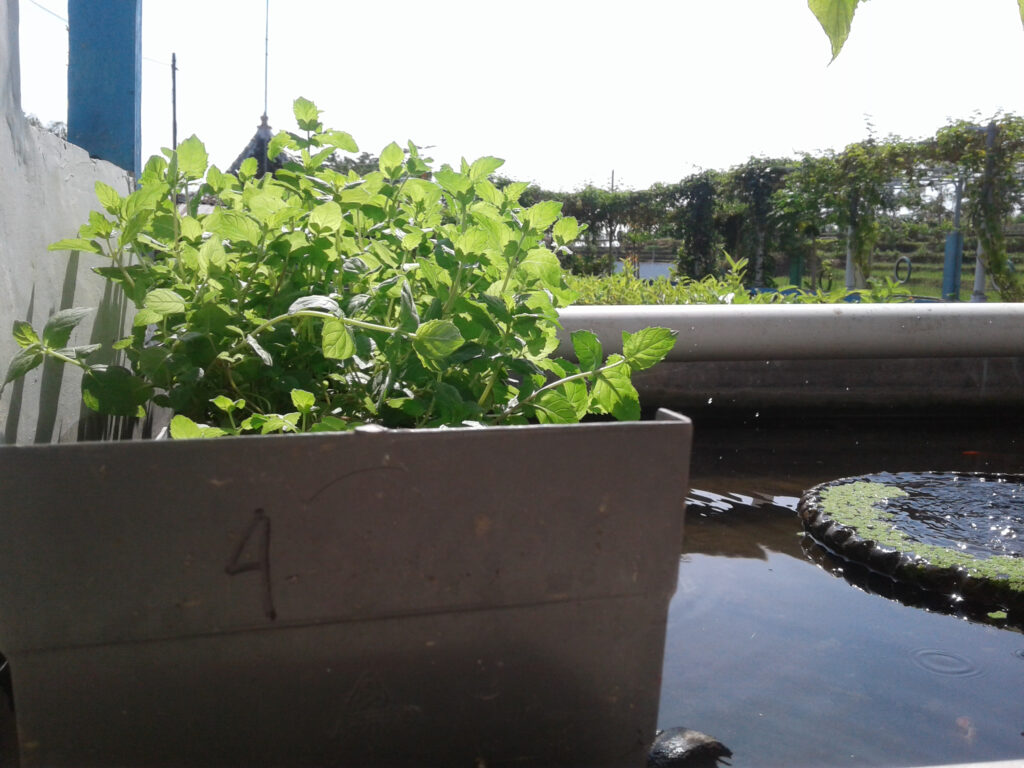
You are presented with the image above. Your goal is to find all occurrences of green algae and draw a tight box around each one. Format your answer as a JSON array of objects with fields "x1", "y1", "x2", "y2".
[{"x1": 819, "y1": 481, "x2": 1024, "y2": 596}]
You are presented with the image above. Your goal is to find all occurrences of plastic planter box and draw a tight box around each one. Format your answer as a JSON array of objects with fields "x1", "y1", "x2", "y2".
[{"x1": 0, "y1": 409, "x2": 691, "y2": 767}]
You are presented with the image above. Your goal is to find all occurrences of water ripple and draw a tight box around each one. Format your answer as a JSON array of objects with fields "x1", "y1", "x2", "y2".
[{"x1": 910, "y1": 648, "x2": 983, "y2": 678}]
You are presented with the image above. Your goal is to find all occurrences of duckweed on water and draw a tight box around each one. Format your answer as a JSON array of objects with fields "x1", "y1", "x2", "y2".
[{"x1": 819, "y1": 481, "x2": 1024, "y2": 595}]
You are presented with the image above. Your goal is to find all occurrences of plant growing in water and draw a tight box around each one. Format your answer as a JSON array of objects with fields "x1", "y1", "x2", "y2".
[{"x1": 2, "y1": 98, "x2": 676, "y2": 436}]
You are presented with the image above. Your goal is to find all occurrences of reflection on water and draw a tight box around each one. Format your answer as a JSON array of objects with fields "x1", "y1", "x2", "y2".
[{"x1": 659, "y1": 414, "x2": 1024, "y2": 768}]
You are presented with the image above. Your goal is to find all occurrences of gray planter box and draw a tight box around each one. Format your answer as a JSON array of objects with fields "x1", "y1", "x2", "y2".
[{"x1": 0, "y1": 410, "x2": 691, "y2": 767}]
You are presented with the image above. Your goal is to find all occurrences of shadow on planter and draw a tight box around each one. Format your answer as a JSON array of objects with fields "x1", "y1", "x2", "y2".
[{"x1": 0, "y1": 409, "x2": 692, "y2": 767}]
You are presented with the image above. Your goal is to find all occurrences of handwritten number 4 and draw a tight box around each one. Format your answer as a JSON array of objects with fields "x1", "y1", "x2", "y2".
[{"x1": 225, "y1": 508, "x2": 277, "y2": 621}]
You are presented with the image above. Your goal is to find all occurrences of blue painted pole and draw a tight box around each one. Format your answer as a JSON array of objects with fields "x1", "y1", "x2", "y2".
[
  {"x1": 942, "y1": 232, "x2": 963, "y2": 301},
  {"x1": 67, "y1": 0, "x2": 142, "y2": 178}
]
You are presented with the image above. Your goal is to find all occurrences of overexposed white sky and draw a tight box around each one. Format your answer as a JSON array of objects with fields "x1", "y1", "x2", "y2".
[{"x1": 16, "y1": 0, "x2": 1024, "y2": 192}]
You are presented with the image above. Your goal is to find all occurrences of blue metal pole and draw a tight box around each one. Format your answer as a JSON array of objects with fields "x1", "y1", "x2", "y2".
[{"x1": 67, "y1": 0, "x2": 142, "y2": 178}]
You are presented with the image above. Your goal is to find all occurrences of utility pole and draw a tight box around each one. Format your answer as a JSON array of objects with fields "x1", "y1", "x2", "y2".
[
  {"x1": 972, "y1": 122, "x2": 997, "y2": 303},
  {"x1": 171, "y1": 53, "x2": 177, "y2": 149}
]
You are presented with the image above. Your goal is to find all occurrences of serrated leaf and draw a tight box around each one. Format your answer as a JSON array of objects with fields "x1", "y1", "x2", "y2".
[
  {"x1": 211, "y1": 395, "x2": 245, "y2": 414},
  {"x1": 468, "y1": 156, "x2": 504, "y2": 182},
  {"x1": 291, "y1": 388, "x2": 316, "y2": 412},
  {"x1": 132, "y1": 308, "x2": 163, "y2": 327},
  {"x1": 435, "y1": 167, "x2": 471, "y2": 195},
  {"x1": 309, "y1": 201, "x2": 343, "y2": 233},
  {"x1": 176, "y1": 135, "x2": 209, "y2": 181},
  {"x1": 246, "y1": 334, "x2": 273, "y2": 366},
  {"x1": 56, "y1": 343, "x2": 101, "y2": 360},
  {"x1": 205, "y1": 209, "x2": 260, "y2": 244},
  {"x1": 321, "y1": 130, "x2": 358, "y2": 153},
  {"x1": 94, "y1": 181, "x2": 122, "y2": 215},
  {"x1": 622, "y1": 327, "x2": 677, "y2": 371},
  {"x1": 552, "y1": 216, "x2": 580, "y2": 246},
  {"x1": 81, "y1": 365, "x2": 153, "y2": 417},
  {"x1": 808, "y1": 0, "x2": 860, "y2": 61},
  {"x1": 2, "y1": 346, "x2": 43, "y2": 390},
  {"x1": 293, "y1": 96, "x2": 321, "y2": 131},
  {"x1": 169, "y1": 414, "x2": 202, "y2": 439},
  {"x1": 12, "y1": 320, "x2": 39, "y2": 348},
  {"x1": 288, "y1": 295, "x2": 341, "y2": 316},
  {"x1": 144, "y1": 289, "x2": 187, "y2": 316},
  {"x1": 413, "y1": 319, "x2": 464, "y2": 361},
  {"x1": 322, "y1": 317, "x2": 356, "y2": 360},
  {"x1": 169, "y1": 414, "x2": 227, "y2": 439},
  {"x1": 532, "y1": 389, "x2": 578, "y2": 424},
  {"x1": 379, "y1": 142, "x2": 405, "y2": 178},
  {"x1": 524, "y1": 200, "x2": 562, "y2": 231},
  {"x1": 42, "y1": 307, "x2": 92, "y2": 348},
  {"x1": 267, "y1": 131, "x2": 291, "y2": 162},
  {"x1": 48, "y1": 237, "x2": 102, "y2": 254},
  {"x1": 592, "y1": 356, "x2": 640, "y2": 421},
  {"x1": 571, "y1": 330, "x2": 602, "y2": 372},
  {"x1": 519, "y1": 248, "x2": 562, "y2": 288}
]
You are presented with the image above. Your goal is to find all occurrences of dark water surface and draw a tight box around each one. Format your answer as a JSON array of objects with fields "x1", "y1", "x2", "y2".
[{"x1": 658, "y1": 413, "x2": 1024, "y2": 767}]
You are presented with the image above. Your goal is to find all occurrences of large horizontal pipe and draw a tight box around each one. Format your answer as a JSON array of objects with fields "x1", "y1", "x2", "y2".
[{"x1": 557, "y1": 303, "x2": 1024, "y2": 361}]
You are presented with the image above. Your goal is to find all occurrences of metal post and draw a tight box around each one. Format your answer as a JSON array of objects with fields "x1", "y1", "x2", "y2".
[
  {"x1": 67, "y1": 0, "x2": 142, "y2": 178},
  {"x1": 844, "y1": 225, "x2": 856, "y2": 290},
  {"x1": 971, "y1": 239, "x2": 987, "y2": 302},
  {"x1": 941, "y1": 177, "x2": 964, "y2": 301},
  {"x1": 171, "y1": 53, "x2": 178, "y2": 149}
]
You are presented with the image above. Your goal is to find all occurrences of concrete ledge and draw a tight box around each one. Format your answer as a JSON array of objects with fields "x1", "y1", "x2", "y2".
[{"x1": 633, "y1": 357, "x2": 1024, "y2": 416}]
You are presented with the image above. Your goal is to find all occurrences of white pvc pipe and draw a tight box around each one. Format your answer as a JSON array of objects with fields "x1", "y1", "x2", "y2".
[{"x1": 557, "y1": 303, "x2": 1024, "y2": 361}]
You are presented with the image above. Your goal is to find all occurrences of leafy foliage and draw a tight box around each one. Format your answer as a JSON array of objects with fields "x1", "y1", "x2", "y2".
[
  {"x1": 809, "y1": 0, "x2": 1024, "y2": 61},
  {"x1": 3, "y1": 99, "x2": 676, "y2": 435},
  {"x1": 566, "y1": 256, "x2": 911, "y2": 305}
]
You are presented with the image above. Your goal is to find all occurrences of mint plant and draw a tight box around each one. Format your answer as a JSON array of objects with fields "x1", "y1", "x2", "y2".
[{"x1": 3, "y1": 98, "x2": 676, "y2": 437}]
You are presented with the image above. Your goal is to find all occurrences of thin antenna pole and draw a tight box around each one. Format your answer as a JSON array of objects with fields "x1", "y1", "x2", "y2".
[
  {"x1": 171, "y1": 52, "x2": 178, "y2": 148},
  {"x1": 263, "y1": 0, "x2": 269, "y2": 118}
]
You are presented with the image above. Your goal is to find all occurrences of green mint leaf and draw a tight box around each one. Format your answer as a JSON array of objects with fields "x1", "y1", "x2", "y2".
[
  {"x1": 94, "y1": 181, "x2": 123, "y2": 215},
  {"x1": 132, "y1": 308, "x2": 163, "y2": 328},
  {"x1": 413, "y1": 319, "x2": 464, "y2": 361},
  {"x1": 293, "y1": 97, "x2": 321, "y2": 131},
  {"x1": 291, "y1": 388, "x2": 315, "y2": 413},
  {"x1": 211, "y1": 395, "x2": 243, "y2": 414},
  {"x1": 592, "y1": 356, "x2": 640, "y2": 421},
  {"x1": 519, "y1": 248, "x2": 562, "y2": 289},
  {"x1": 808, "y1": 0, "x2": 860, "y2": 61},
  {"x1": 524, "y1": 200, "x2": 562, "y2": 231},
  {"x1": 321, "y1": 130, "x2": 358, "y2": 153},
  {"x1": 42, "y1": 307, "x2": 92, "y2": 349},
  {"x1": 321, "y1": 317, "x2": 356, "y2": 360},
  {"x1": 245, "y1": 335, "x2": 274, "y2": 366},
  {"x1": 379, "y1": 142, "x2": 405, "y2": 179},
  {"x1": 2, "y1": 346, "x2": 44, "y2": 391},
  {"x1": 205, "y1": 209, "x2": 260, "y2": 245},
  {"x1": 288, "y1": 295, "x2": 341, "y2": 316},
  {"x1": 81, "y1": 365, "x2": 153, "y2": 417},
  {"x1": 170, "y1": 414, "x2": 228, "y2": 439},
  {"x1": 58, "y1": 344, "x2": 102, "y2": 360},
  {"x1": 552, "y1": 216, "x2": 580, "y2": 247},
  {"x1": 571, "y1": 330, "x2": 603, "y2": 372},
  {"x1": 468, "y1": 156, "x2": 504, "y2": 183},
  {"x1": 48, "y1": 237, "x2": 102, "y2": 254},
  {"x1": 435, "y1": 167, "x2": 472, "y2": 195},
  {"x1": 176, "y1": 135, "x2": 208, "y2": 181},
  {"x1": 532, "y1": 389, "x2": 579, "y2": 424},
  {"x1": 309, "y1": 201, "x2": 343, "y2": 233},
  {"x1": 622, "y1": 327, "x2": 677, "y2": 371},
  {"x1": 144, "y1": 289, "x2": 187, "y2": 317},
  {"x1": 12, "y1": 320, "x2": 40, "y2": 348},
  {"x1": 267, "y1": 131, "x2": 295, "y2": 161},
  {"x1": 169, "y1": 414, "x2": 203, "y2": 439}
]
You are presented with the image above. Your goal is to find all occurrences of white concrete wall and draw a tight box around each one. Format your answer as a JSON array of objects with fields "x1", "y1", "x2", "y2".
[{"x1": 1, "y1": 0, "x2": 135, "y2": 444}]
